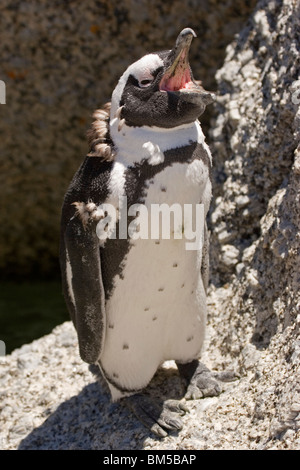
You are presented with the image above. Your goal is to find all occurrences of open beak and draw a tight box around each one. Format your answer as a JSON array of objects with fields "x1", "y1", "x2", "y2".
[{"x1": 159, "y1": 28, "x2": 214, "y2": 105}]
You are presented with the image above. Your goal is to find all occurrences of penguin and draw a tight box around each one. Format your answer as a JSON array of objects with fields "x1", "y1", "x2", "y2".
[{"x1": 60, "y1": 28, "x2": 221, "y2": 437}]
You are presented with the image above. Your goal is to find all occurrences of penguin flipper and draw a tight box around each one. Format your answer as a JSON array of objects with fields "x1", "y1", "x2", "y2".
[{"x1": 63, "y1": 215, "x2": 106, "y2": 364}]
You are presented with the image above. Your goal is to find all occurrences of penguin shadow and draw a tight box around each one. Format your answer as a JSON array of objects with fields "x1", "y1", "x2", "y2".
[{"x1": 18, "y1": 363, "x2": 184, "y2": 450}]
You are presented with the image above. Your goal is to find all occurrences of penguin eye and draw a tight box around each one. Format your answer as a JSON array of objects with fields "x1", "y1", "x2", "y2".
[{"x1": 139, "y1": 78, "x2": 154, "y2": 88}]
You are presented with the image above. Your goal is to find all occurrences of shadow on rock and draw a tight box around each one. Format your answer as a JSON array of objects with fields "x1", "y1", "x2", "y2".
[{"x1": 18, "y1": 365, "x2": 183, "y2": 450}]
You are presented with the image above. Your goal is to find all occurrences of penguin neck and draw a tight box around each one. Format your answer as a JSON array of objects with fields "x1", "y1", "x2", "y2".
[{"x1": 110, "y1": 117, "x2": 205, "y2": 166}]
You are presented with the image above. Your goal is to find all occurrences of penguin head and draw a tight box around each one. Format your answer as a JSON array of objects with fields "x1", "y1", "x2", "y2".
[{"x1": 110, "y1": 28, "x2": 214, "y2": 129}]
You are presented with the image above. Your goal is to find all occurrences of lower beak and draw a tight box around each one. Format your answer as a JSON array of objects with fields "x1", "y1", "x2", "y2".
[{"x1": 159, "y1": 28, "x2": 197, "y2": 92}]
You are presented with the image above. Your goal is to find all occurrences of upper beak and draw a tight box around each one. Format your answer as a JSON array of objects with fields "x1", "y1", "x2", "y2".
[{"x1": 159, "y1": 28, "x2": 215, "y2": 105}]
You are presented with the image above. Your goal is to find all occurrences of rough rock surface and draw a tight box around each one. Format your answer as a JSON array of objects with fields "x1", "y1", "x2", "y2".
[
  {"x1": 1, "y1": 0, "x2": 300, "y2": 450},
  {"x1": 207, "y1": 0, "x2": 300, "y2": 448},
  {"x1": 0, "y1": 0, "x2": 256, "y2": 276}
]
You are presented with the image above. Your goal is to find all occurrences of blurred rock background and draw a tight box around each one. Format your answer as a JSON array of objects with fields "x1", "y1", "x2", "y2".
[{"x1": 0, "y1": 0, "x2": 257, "y2": 279}]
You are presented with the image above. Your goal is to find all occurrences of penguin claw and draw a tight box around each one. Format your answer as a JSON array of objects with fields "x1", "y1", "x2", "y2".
[
  {"x1": 212, "y1": 370, "x2": 240, "y2": 382},
  {"x1": 157, "y1": 415, "x2": 182, "y2": 431},
  {"x1": 186, "y1": 371, "x2": 221, "y2": 400},
  {"x1": 164, "y1": 398, "x2": 189, "y2": 415},
  {"x1": 185, "y1": 384, "x2": 220, "y2": 400},
  {"x1": 151, "y1": 423, "x2": 168, "y2": 438},
  {"x1": 184, "y1": 386, "x2": 203, "y2": 400},
  {"x1": 123, "y1": 393, "x2": 187, "y2": 438}
]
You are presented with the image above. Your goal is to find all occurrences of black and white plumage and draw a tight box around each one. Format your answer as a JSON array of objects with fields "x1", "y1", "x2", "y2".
[{"x1": 60, "y1": 28, "x2": 221, "y2": 436}]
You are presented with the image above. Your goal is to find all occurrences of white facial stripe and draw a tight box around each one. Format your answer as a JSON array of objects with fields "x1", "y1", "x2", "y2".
[
  {"x1": 129, "y1": 54, "x2": 163, "y2": 80},
  {"x1": 110, "y1": 54, "x2": 164, "y2": 120}
]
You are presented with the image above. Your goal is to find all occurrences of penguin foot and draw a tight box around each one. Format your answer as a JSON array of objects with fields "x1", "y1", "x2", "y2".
[
  {"x1": 176, "y1": 360, "x2": 222, "y2": 400},
  {"x1": 123, "y1": 393, "x2": 188, "y2": 438}
]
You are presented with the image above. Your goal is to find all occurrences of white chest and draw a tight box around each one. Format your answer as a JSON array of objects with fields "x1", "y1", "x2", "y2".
[{"x1": 99, "y1": 157, "x2": 211, "y2": 400}]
